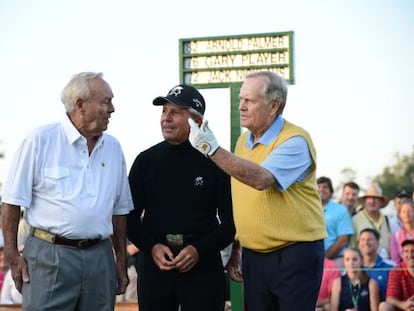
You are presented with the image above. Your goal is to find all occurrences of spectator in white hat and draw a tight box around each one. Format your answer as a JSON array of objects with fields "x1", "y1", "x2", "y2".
[{"x1": 352, "y1": 183, "x2": 391, "y2": 259}]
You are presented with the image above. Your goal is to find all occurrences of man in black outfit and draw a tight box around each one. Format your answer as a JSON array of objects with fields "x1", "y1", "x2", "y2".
[{"x1": 127, "y1": 84, "x2": 235, "y2": 311}]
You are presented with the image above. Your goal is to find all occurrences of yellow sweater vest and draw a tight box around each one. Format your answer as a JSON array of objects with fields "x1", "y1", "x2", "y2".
[{"x1": 231, "y1": 120, "x2": 326, "y2": 252}]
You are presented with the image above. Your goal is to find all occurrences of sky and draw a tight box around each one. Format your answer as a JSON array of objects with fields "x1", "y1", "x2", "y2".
[{"x1": 0, "y1": 0, "x2": 413, "y2": 195}]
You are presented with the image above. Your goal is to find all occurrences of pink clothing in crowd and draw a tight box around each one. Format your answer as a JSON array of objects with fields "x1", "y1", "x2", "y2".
[
  {"x1": 390, "y1": 228, "x2": 414, "y2": 264},
  {"x1": 318, "y1": 258, "x2": 342, "y2": 301},
  {"x1": 0, "y1": 271, "x2": 4, "y2": 292}
]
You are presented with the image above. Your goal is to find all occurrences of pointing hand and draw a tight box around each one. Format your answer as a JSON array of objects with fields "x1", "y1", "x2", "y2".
[{"x1": 188, "y1": 118, "x2": 219, "y2": 157}]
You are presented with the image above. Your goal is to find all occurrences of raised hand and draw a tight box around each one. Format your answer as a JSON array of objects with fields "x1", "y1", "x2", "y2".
[{"x1": 188, "y1": 118, "x2": 219, "y2": 156}]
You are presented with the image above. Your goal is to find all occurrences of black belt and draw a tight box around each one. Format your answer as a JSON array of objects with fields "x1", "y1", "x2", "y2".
[{"x1": 31, "y1": 227, "x2": 102, "y2": 249}]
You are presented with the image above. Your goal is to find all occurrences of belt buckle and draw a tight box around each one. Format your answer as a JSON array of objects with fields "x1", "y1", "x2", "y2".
[
  {"x1": 166, "y1": 234, "x2": 183, "y2": 246},
  {"x1": 77, "y1": 240, "x2": 90, "y2": 249},
  {"x1": 33, "y1": 228, "x2": 55, "y2": 243}
]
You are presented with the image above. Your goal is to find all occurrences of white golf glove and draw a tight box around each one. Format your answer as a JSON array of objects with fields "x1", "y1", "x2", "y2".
[{"x1": 188, "y1": 118, "x2": 220, "y2": 156}]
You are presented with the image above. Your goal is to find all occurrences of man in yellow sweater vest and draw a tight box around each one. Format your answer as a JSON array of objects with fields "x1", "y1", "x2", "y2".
[{"x1": 188, "y1": 71, "x2": 327, "y2": 311}]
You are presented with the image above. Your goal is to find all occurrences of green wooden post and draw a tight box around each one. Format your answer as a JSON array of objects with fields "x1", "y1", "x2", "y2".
[
  {"x1": 229, "y1": 83, "x2": 241, "y2": 152},
  {"x1": 230, "y1": 280, "x2": 243, "y2": 311},
  {"x1": 229, "y1": 83, "x2": 243, "y2": 310}
]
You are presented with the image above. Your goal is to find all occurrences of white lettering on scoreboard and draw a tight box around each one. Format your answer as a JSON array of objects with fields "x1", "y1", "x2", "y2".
[
  {"x1": 181, "y1": 33, "x2": 293, "y2": 84},
  {"x1": 184, "y1": 51, "x2": 289, "y2": 69},
  {"x1": 184, "y1": 68, "x2": 289, "y2": 85},
  {"x1": 183, "y1": 36, "x2": 290, "y2": 54}
]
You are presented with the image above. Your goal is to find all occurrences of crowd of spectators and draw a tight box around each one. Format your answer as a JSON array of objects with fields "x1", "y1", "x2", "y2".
[
  {"x1": 1, "y1": 178, "x2": 413, "y2": 310},
  {"x1": 317, "y1": 179, "x2": 414, "y2": 311}
]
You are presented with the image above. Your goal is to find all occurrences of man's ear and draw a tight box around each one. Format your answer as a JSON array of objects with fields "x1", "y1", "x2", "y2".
[
  {"x1": 75, "y1": 98, "x2": 86, "y2": 113},
  {"x1": 192, "y1": 115, "x2": 203, "y2": 126},
  {"x1": 271, "y1": 99, "x2": 281, "y2": 116}
]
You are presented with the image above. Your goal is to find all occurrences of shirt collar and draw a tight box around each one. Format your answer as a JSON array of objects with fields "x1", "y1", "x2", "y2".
[
  {"x1": 60, "y1": 113, "x2": 104, "y2": 148},
  {"x1": 362, "y1": 209, "x2": 384, "y2": 224},
  {"x1": 61, "y1": 113, "x2": 82, "y2": 144},
  {"x1": 363, "y1": 255, "x2": 382, "y2": 269},
  {"x1": 401, "y1": 262, "x2": 410, "y2": 277},
  {"x1": 246, "y1": 115, "x2": 284, "y2": 148}
]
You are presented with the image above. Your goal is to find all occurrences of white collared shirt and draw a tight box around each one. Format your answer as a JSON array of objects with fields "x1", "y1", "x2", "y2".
[{"x1": 2, "y1": 115, "x2": 133, "y2": 239}]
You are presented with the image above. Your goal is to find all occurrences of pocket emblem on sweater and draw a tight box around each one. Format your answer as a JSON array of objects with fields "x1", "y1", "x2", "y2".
[{"x1": 194, "y1": 176, "x2": 204, "y2": 186}]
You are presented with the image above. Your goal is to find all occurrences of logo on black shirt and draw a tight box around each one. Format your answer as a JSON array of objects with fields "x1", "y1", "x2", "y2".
[{"x1": 194, "y1": 176, "x2": 204, "y2": 186}]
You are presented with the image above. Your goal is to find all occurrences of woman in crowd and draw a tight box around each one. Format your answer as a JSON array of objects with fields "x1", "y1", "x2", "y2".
[
  {"x1": 330, "y1": 247, "x2": 380, "y2": 311},
  {"x1": 390, "y1": 198, "x2": 414, "y2": 264}
]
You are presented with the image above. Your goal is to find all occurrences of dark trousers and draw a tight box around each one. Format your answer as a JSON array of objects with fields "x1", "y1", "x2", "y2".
[
  {"x1": 242, "y1": 240, "x2": 324, "y2": 311},
  {"x1": 136, "y1": 249, "x2": 225, "y2": 311}
]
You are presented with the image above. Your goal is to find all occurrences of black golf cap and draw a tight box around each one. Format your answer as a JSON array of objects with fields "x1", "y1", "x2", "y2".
[{"x1": 153, "y1": 84, "x2": 205, "y2": 115}]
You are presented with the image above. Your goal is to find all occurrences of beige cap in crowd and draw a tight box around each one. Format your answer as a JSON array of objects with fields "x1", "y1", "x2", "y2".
[{"x1": 358, "y1": 183, "x2": 389, "y2": 208}]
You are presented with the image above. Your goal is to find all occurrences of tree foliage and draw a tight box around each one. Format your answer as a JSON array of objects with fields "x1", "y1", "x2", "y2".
[{"x1": 373, "y1": 147, "x2": 414, "y2": 199}]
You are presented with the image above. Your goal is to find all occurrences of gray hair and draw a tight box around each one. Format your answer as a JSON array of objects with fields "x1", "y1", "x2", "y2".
[
  {"x1": 188, "y1": 107, "x2": 203, "y2": 119},
  {"x1": 246, "y1": 71, "x2": 288, "y2": 115},
  {"x1": 61, "y1": 72, "x2": 103, "y2": 113}
]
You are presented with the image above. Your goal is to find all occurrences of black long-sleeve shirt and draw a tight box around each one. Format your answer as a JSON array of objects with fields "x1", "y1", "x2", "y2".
[{"x1": 127, "y1": 140, "x2": 235, "y2": 256}]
